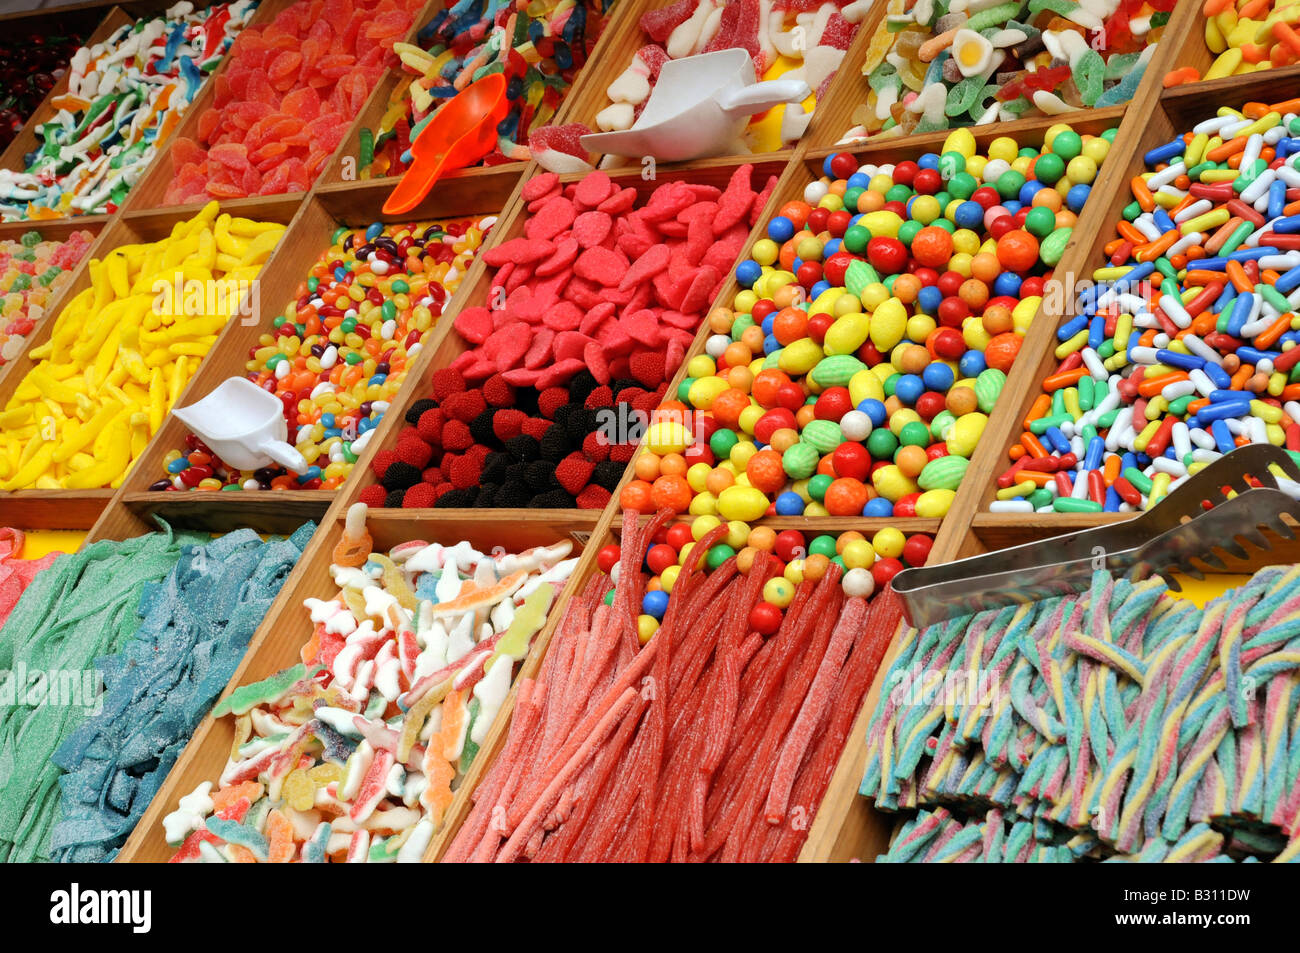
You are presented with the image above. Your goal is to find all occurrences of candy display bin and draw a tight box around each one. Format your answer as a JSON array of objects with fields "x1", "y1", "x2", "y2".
[
  {"x1": 0, "y1": 4, "x2": 132, "y2": 194},
  {"x1": 1159, "y1": 0, "x2": 1300, "y2": 90},
  {"x1": 115, "y1": 175, "x2": 516, "y2": 533},
  {"x1": 114, "y1": 504, "x2": 601, "y2": 862},
  {"x1": 319, "y1": 0, "x2": 635, "y2": 195},
  {"x1": 0, "y1": 196, "x2": 301, "y2": 533},
  {"x1": 966, "y1": 70, "x2": 1300, "y2": 558},
  {"x1": 118, "y1": 0, "x2": 423, "y2": 217},
  {"x1": 347, "y1": 153, "x2": 793, "y2": 526}
]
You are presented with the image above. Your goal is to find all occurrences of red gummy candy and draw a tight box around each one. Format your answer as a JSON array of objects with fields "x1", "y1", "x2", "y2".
[{"x1": 641, "y1": 0, "x2": 697, "y2": 43}]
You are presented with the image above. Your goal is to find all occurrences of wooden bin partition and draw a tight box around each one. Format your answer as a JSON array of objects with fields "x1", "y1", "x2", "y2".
[
  {"x1": 0, "y1": 195, "x2": 304, "y2": 531},
  {"x1": 116, "y1": 173, "x2": 519, "y2": 533},
  {"x1": 345, "y1": 153, "x2": 794, "y2": 524},
  {"x1": 116, "y1": 504, "x2": 605, "y2": 862}
]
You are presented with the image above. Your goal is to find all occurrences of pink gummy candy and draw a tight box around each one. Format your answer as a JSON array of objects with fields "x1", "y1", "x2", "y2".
[
  {"x1": 640, "y1": 0, "x2": 697, "y2": 43},
  {"x1": 528, "y1": 122, "x2": 592, "y2": 162},
  {"x1": 703, "y1": 0, "x2": 761, "y2": 66},
  {"x1": 819, "y1": 12, "x2": 857, "y2": 51}
]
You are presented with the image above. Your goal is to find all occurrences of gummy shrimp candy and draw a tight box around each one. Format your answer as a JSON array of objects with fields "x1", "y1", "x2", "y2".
[
  {"x1": 0, "y1": 1, "x2": 257, "y2": 220},
  {"x1": 0, "y1": 201, "x2": 285, "y2": 491},
  {"x1": 163, "y1": 503, "x2": 577, "y2": 862},
  {"x1": 862, "y1": 568, "x2": 1300, "y2": 863},
  {"x1": 166, "y1": 0, "x2": 425, "y2": 202},
  {"x1": 534, "y1": 0, "x2": 871, "y2": 171},
  {"x1": 841, "y1": 0, "x2": 1175, "y2": 143},
  {"x1": 361, "y1": 0, "x2": 613, "y2": 177},
  {"x1": 150, "y1": 215, "x2": 494, "y2": 493},
  {"x1": 446, "y1": 509, "x2": 903, "y2": 862},
  {"x1": 0, "y1": 228, "x2": 95, "y2": 365}
]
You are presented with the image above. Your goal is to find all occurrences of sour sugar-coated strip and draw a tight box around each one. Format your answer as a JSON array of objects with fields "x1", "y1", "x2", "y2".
[{"x1": 765, "y1": 596, "x2": 868, "y2": 825}]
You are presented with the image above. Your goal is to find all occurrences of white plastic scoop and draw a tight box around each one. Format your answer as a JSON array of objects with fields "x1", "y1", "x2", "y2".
[
  {"x1": 580, "y1": 49, "x2": 811, "y2": 163},
  {"x1": 172, "y1": 377, "x2": 309, "y2": 473}
]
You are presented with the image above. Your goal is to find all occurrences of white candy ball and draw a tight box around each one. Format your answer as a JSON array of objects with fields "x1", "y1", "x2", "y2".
[
  {"x1": 982, "y1": 158, "x2": 1010, "y2": 184},
  {"x1": 803, "y1": 180, "x2": 829, "y2": 204},
  {"x1": 839, "y1": 410, "x2": 873, "y2": 442},
  {"x1": 706, "y1": 333, "x2": 732, "y2": 358},
  {"x1": 610, "y1": 564, "x2": 621, "y2": 584},
  {"x1": 842, "y1": 567, "x2": 876, "y2": 598}
]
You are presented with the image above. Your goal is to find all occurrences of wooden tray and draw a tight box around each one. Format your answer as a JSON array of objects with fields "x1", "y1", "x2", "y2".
[{"x1": 115, "y1": 505, "x2": 608, "y2": 862}]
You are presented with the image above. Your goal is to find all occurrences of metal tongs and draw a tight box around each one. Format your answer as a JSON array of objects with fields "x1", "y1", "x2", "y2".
[{"x1": 893, "y1": 445, "x2": 1300, "y2": 629}]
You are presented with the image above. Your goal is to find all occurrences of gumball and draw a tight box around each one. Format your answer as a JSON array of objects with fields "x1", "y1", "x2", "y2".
[
  {"x1": 642, "y1": 589, "x2": 670, "y2": 619},
  {"x1": 824, "y1": 477, "x2": 868, "y2": 515},
  {"x1": 829, "y1": 152, "x2": 857, "y2": 179},
  {"x1": 774, "y1": 529, "x2": 806, "y2": 561},
  {"x1": 665, "y1": 522, "x2": 694, "y2": 551},
  {"x1": 903, "y1": 534, "x2": 933, "y2": 567},
  {"x1": 647, "y1": 543, "x2": 678, "y2": 574},
  {"x1": 839, "y1": 409, "x2": 872, "y2": 441},
  {"x1": 814, "y1": 386, "x2": 852, "y2": 420},
  {"x1": 775, "y1": 490, "x2": 805, "y2": 515},
  {"x1": 832, "y1": 440, "x2": 871, "y2": 480},
  {"x1": 749, "y1": 601, "x2": 783, "y2": 635},
  {"x1": 842, "y1": 567, "x2": 875, "y2": 597},
  {"x1": 872, "y1": 557, "x2": 905, "y2": 588},
  {"x1": 996, "y1": 229, "x2": 1040, "y2": 272},
  {"x1": 868, "y1": 236, "x2": 908, "y2": 273},
  {"x1": 596, "y1": 545, "x2": 621, "y2": 573},
  {"x1": 807, "y1": 310, "x2": 834, "y2": 343}
]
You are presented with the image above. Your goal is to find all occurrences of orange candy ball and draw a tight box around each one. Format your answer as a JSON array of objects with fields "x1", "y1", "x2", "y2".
[
  {"x1": 824, "y1": 477, "x2": 868, "y2": 515},
  {"x1": 985, "y1": 331, "x2": 1023, "y2": 372},
  {"x1": 746, "y1": 449, "x2": 786, "y2": 493},
  {"x1": 651, "y1": 474, "x2": 692, "y2": 512}
]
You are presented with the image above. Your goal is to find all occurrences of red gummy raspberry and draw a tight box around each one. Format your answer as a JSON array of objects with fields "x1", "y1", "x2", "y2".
[
  {"x1": 442, "y1": 419, "x2": 473, "y2": 451},
  {"x1": 441, "y1": 390, "x2": 487, "y2": 423},
  {"x1": 582, "y1": 430, "x2": 611, "y2": 462},
  {"x1": 482, "y1": 373, "x2": 516, "y2": 408},
  {"x1": 576, "y1": 485, "x2": 613, "y2": 509},
  {"x1": 430, "y1": 368, "x2": 466, "y2": 401},
  {"x1": 359, "y1": 484, "x2": 388, "y2": 507},
  {"x1": 448, "y1": 454, "x2": 481, "y2": 490},
  {"x1": 537, "y1": 386, "x2": 570, "y2": 419},
  {"x1": 493, "y1": 408, "x2": 527, "y2": 441},
  {"x1": 521, "y1": 417, "x2": 552, "y2": 441},
  {"x1": 402, "y1": 483, "x2": 438, "y2": 508},
  {"x1": 395, "y1": 435, "x2": 433, "y2": 469},
  {"x1": 583, "y1": 385, "x2": 614, "y2": 410},
  {"x1": 417, "y1": 408, "x2": 445, "y2": 443},
  {"x1": 369, "y1": 449, "x2": 397, "y2": 479},
  {"x1": 555, "y1": 453, "x2": 595, "y2": 495}
]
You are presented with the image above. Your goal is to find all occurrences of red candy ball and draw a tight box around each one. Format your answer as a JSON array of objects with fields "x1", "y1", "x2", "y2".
[
  {"x1": 813, "y1": 386, "x2": 852, "y2": 421},
  {"x1": 872, "y1": 557, "x2": 905, "y2": 588},
  {"x1": 774, "y1": 529, "x2": 806, "y2": 561},
  {"x1": 647, "y1": 543, "x2": 678, "y2": 574},
  {"x1": 665, "y1": 523, "x2": 694, "y2": 551},
  {"x1": 903, "y1": 535, "x2": 933, "y2": 567},
  {"x1": 868, "y1": 237, "x2": 908, "y2": 274},
  {"x1": 749, "y1": 601, "x2": 784, "y2": 635},
  {"x1": 596, "y1": 545, "x2": 621, "y2": 573},
  {"x1": 831, "y1": 442, "x2": 870, "y2": 481}
]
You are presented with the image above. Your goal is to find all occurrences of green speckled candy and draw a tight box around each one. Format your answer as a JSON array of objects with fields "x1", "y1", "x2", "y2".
[
  {"x1": 810, "y1": 353, "x2": 866, "y2": 388},
  {"x1": 782, "y1": 441, "x2": 821, "y2": 479},
  {"x1": 919, "y1": 455, "x2": 969, "y2": 491},
  {"x1": 930, "y1": 410, "x2": 956, "y2": 442},
  {"x1": 974, "y1": 368, "x2": 1007, "y2": 413},
  {"x1": 801, "y1": 419, "x2": 844, "y2": 453},
  {"x1": 1040, "y1": 227, "x2": 1072, "y2": 266}
]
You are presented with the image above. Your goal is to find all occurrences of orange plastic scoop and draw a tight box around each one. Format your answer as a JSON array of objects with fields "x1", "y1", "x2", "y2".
[{"x1": 383, "y1": 73, "x2": 509, "y2": 215}]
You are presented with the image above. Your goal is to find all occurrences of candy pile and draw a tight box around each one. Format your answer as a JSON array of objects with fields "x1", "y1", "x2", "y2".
[
  {"x1": 1166, "y1": 0, "x2": 1300, "y2": 86},
  {"x1": 661, "y1": 126, "x2": 1110, "y2": 523},
  {"x1": 166, "y1": 0, "x2": 423, "y2": 203},
  {"x1": 445, "y1": 509, "x2": 903, "y2": 862},
  {"x1": 0, "y1": 2, "x2": 256, "y2": 220},
  {"x1": 533, "y1": 0, "x2": 867, "y2": 172},
  {"x1": 163, "y1": 505, "x2": 577, "y2": 862},
  {"x1": 152, "y1": 215, "x2": 493, "y2": 493},
  {"x1": 0, "y1": 526, "x2": 206, "y2": 862},
  {"x1": 862, "y1": 568, "x2": 1300, "y2": 863},
  {"x1": 364, "y1": 165, "x2": 773, "y2": 509},
  {"x1": 48, "y1": 524, "x2": 314, "y2": 862},
  {"x1": 0, "y1": 527, "x2": 63, "y2": 629},
  {"x1": 0, "y1": 228, "x2": 95, "y2": 365},
  {"x1": 0, "y1": 202, "x2": 285, "y2": 491},
  {"x1": 593, "y1": 519, "x2": 932, "y2": 641},
  {"x1": 843, "y1": 0, "x2": 1170, "y2": 143},
  {"x1": 996, "y1": 100, "x2": 1300, "y2": 514},
  {"x1": 0, "y1": 23, "x2": 87, "y2": 150},
  {"x1": 362, "y1": 0, "x2": 613, "y2": 177}
]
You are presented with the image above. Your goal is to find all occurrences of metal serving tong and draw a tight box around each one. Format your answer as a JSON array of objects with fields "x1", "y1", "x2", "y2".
[{"x1": 892, "y1": 444, "x2": 1300, "y2": 629}]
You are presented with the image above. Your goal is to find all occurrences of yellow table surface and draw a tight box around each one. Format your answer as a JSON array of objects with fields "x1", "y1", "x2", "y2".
[{"x1": 13, "y1": 530, "x2": 86, "y2": 560}]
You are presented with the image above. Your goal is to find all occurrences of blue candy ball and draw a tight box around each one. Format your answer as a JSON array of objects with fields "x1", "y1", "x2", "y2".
[
  {"x1": 893, "y1": 373, "x2": 925, "y2": 405},
  {"x1": 958, "y1": 350, "x2": 986, "y2": 378},
  {"x1": 775, "y1": 491, "x2": 805, "y2": 515},
  {"x1": 858, "y1": 398, "x2": 888, "y2": 427},
  {"x1": 1067, "y1": 184, "x2": 1090, "y2": 214},
  {"x1": 736, "y1": 260, "x2": 762, "y2": 286},
  {"x1": 642, "y1": 590, "x2": 670, "y2": 619},
  {"x1": 921, "y1": 362, "x2": 955, "y2": 392},
  {"x1": 864, "y1": 497, "x2": 894, "y2": 517},
  {"x1": 768, "y1": 216, "x2": 796, "y2": 242}
]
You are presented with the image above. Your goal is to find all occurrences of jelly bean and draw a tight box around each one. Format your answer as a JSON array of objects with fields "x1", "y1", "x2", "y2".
[
  {"x1": 1168, "y1": 0, "x2": 1300, "y2": 86},
  {"x1": 158, "y1": 216, "x2": 493, "y2": 492},
  {"x1": 664, "y1": 126, "x2": 1111, "y2": 522}
]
